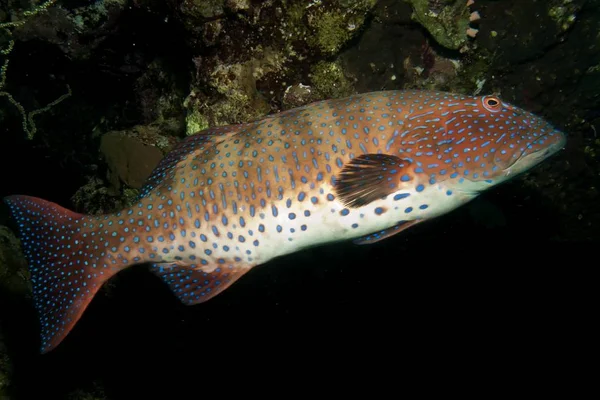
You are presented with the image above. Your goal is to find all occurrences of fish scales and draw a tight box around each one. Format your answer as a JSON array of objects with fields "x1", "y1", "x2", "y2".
[{"x1": 4, "y1": 89, "x2": 566, "y2": 353}]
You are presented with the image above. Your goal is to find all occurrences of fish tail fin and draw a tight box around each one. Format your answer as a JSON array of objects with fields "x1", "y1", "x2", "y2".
[{"x1": 3, "y1": 195, "x2": 122, "y2": 354}]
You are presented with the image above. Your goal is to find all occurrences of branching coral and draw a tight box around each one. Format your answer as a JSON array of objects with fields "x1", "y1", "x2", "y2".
[{"x1": 0, "y1": 0, "x2": 71, "y2": 140}]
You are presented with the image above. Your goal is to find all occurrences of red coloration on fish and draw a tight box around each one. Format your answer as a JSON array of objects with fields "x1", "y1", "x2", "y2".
[{"x1": 4, "y1": 89, "x2": 566, "y2": 353}]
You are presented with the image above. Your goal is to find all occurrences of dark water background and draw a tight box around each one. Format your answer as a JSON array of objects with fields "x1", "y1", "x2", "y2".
[{"x1": 0, "y1": 1, "x2": 597, "y2": 398}]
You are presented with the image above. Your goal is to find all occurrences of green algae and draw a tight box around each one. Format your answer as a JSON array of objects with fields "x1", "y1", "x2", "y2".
[
  {"x1": 310, "y1": 60, "x2": 355, "y2": 99},
  {"x1": 405, "y1": 0, "x2": 473, "y2": 50},
  {"x1": 548, "y1": 0, "x2": 579, "y2": 31},
  {"x1": 184, "y1": 46, "x2": 285, "y2": 132},
  {"x1": 307, "y1": 0, "x2": 377, "y2": 55}
]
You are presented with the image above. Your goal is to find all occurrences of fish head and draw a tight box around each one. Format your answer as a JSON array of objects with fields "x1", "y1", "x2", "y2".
[
  {"x1": 430, "y1": 93, "x2": 567, "y2": 193},
  {"x1": 475, "y1": 95, "x2": 566, "y2": 177},
  {"x1": 332, "y1": 91, "x2": 567, "y2": 220}
]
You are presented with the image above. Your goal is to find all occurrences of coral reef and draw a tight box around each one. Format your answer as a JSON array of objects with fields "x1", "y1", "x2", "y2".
[
  {"x1": 134, "y1": 58, "x2": 187, "y2": 125},
  {"x1": 10, "y1": 0, "x2": 128, "y2": 60},
  {"x1": 1, "y1": 0, "x2": 72, "y2": 139},
  {"x1": 71, "y1": 175, "x2": 140, "y2": 216},
  {"x1": 99, "y1": 122, "x2": 179, "y2": 190},
  {"x1": 281, "y1": 83, "x2": 320, "y2": 110},
  {"x1": 0, "y1": 0, "x2": 598, "y2": 398},
  {"x1": 184, "y1": 45, "x2": 284, "y2": 133},
  {"x1": 71, "y1": 120, "x2": 180, "y2": 215},
  {"x1": 0, "y1": 225, "x2": 29, "y2": 399},
  {"x1": 66, "y1": 384, "x2": 108, "y2": 400},
  {"x1": 0, "y1": 330, "x2": 11, "y2": 398},
  {"x1": 548, "y1": 0, "x2": 581, "y2": 31},
  {"x1": 178, "y1": 0, "x2": 377, "y2": 133},
  {"x1": 0, "y1": 226, "x2": 29, "y2": 298},
  {"x1": 309, "y1": 60, "x2": 356, "y2": 99},
  {"x1": 404, "y1": 0, "x2": 480, "y2": 50}
]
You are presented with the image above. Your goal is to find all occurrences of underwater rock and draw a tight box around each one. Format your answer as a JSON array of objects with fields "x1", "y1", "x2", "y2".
[
  {"x1": 402, "y1": 41, "x2": 464, "y2": 92},
  {"x1": 174, "y1": 0, "x2": 375, "y2": 55},
  {"x1": 11, "y1": 0, "x2": 128, "y2": 60},
  {"x1": 71, "y1": 176, "x2": 140, "y2": 216},
  {"x1": 0, "y1": 226, "x2": 30, "y2": 299},
  {"x1": 0, "y1": 226, "x2": 29, "y2": 399},
  {"x1": 335, "y1": 0, "x2": 485, "y2": 99},
  {"x1": 305, "y1": 1, "x2": 378, "y2": 56},
  {"x1": 404, "y1": 0, "x2": 479, "y2": 50},
  {"x1": 309, "y1": 60, "x2": 356, "y2": 100},
  {"x1": 99, "y1": 121, "x2": 180, "y2": 191},
  {"x1": 177, "y1": 0, "x2": 376, "y2": 130},
  {"x1": 66, "y1": 383, "x2": 108, "y2": 400},
  {"x1": 134, "y1": 58, "x2": 187, "y2": 125},
  {"x1": 548, "y1": 0, "x2": 581, "y2": 32},
  {"x1": 184, "y1": 46, "x2": 285, "y2": 133},
  {"x1": 0, "y1": 330, "x2": 11, "y2": 398},
  {"x1": 281, "y1": 83, "x2": 320, "y2": 110}
]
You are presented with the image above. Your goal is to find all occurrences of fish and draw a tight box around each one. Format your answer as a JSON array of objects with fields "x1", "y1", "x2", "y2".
[{"x1": 3, "y1": 89, "x2": 566, "y2": 353}]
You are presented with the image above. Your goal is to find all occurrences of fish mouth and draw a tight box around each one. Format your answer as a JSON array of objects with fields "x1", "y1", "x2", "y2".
[
  {"x1": 530, "y1": 130, "x2": 567, "y2": 158},
  {"x1": 502, "y1": 129, "x2": 567, "y2": 173}
]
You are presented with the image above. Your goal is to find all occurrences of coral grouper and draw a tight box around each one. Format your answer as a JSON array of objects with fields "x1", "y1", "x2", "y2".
[{"x1": 4, "y1": 90, "x2": 566, "y2": 353}]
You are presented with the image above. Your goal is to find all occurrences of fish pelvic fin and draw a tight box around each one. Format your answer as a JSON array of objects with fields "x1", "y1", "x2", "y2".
[{"x1": 3, "y1": 195, "x2": 123, "y2": 354}]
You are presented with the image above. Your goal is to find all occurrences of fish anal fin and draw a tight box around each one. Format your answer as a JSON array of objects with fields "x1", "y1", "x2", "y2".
[
  {"x1": 334, "y1": 154, "x2": 413, "y2": 208},
  {"x1": 354, "y1": 220, "x2": 422, "y2": 245},
  {"x1": 150, "y1": 261, "x2": 251, "y2": 305}
]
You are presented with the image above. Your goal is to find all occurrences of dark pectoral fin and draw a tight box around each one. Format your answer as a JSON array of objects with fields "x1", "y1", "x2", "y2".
[
  {"x1": 150, "y1": 262, "x2": 251, "y2": 305},
  {"x1": 334, "y1": 154, "x2": 413, "y2": 207},
  {"x1": 354, "y1": 220, "x2": 422, "y2": 245}
]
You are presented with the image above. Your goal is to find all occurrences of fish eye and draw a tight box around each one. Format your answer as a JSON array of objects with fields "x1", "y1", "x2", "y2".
[{"x1": 482, "y1": 95, "x2": 502, "y2": 112}]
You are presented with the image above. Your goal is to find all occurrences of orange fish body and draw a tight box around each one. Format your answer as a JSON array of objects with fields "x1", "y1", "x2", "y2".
[{"x1": 4, "y1": 90, "x2": 566, "y2": 353}]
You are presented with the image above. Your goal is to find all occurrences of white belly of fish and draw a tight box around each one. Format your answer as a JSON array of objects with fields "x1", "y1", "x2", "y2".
[{"x1": 246, "y1": 183, "x2": 478, "y2": 265}]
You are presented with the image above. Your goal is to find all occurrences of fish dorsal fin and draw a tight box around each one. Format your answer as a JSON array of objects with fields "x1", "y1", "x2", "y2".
[
  {"x1": 149, "y1": 261, "x2": 251, "y2": 305},
  {"x1": 137, "y1": 124, "x2": 247, "y2": 198},
  {"x1": 353, "y1": 220, "x2": 422, "y2": 245},
  {"x1": 334, "y1": 154, "x2": 413, "y2": 208}
]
